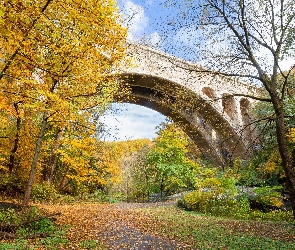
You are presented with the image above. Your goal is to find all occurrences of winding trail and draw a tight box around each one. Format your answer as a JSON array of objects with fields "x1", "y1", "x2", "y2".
[
  {"x1": 94, "y1": 202, "x2": 184, "y2": 249},
  {"x1": 44, "y1": 201, "x2": 190, "y2": 249}
]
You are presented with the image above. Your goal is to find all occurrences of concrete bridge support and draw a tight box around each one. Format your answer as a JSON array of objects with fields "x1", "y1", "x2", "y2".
[{"x1": 115, "y1": 43, "x2": 259, "y2": 165}]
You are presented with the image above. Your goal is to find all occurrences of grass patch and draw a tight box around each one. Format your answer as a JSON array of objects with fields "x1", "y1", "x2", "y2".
[
  {"x1": 0, "y1": 204, "x2": 69, "y2": 249},
  {"x1": 133, "y1": 205, "x2": 295, "y2": 249},
  {"x1": 79, "y1": 239, "x2": 106, "y2": 249}
]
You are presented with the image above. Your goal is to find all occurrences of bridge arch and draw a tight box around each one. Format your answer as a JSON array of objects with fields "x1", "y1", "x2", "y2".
[
  {"x1": 113, "y1": 43, "x2": 258, "y2": 165},
  {"x1": 117, "y1": 73, "x2": 249, "y2": 165}
]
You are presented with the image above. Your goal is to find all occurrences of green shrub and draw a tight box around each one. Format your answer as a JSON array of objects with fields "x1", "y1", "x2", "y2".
[
  {"x1": 80, "y1": 239, "x2": 104, "y2": 249},
  {"x1": 32, "y1": 182, "x2": 58, "y2": 202},
  {"x1": 89, "y1": 189, "x2": 108, "y2": 202},
  {"x1": 178, "y1": 162, "x2": 290, "y2": 222},
  {"x1": 55, "y1": 194, "x2": 77, "y2": 204},
  {"x1": 23, "y1": 206, "x2": 45, "y2": 221},
  {"x1": 224, "y1": 159, "x2": 264, "y2": 187},
  {"x1": 181, "y1": 188, "x2": 291, "y2": 222},
  {"x1": 79, "y1": 190, "x2": 122, "y2": 203},
  {"x1": 0, "y1": 206, "x2": 68, "y2": 249},
  {"x1": 181, "y1": 168, "x2": 252, "y2": 219},
  {"x1": 77, "y1": 189, "x2": 108, "y2": 203},
  {"x1": 248, "y1": 210, "x2": 293, "y2": 222},
  {"x1": 32, "y1": 218, "x2": 55, "y2": 234},
  {"x1": 0, "y1": 208, "x2": 19, "y2": 224},
  {"x1": 0, "y1": 240, "x2": 32, "y2": 250},
  {"x1": 182, "y1": 191, "x2": 251, "y2": 219},
  {"x1": 0, "y1": 172, "x2": 25, "y2": 197},
  {"x1": 252, "y1": 186, "x2": 284, "y2": 211},
  {"x1": 52, "y1": 189, "x2": 122, "y2": 204}
]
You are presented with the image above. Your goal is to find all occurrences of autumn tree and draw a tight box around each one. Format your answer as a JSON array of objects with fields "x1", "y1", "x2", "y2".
[
  {"x1": 146, "y1": 123, "x2": 200, "y2": 198},
  {"x1": 0, "y1": 0, "x2": 127, "y2": 205},
  {"x1": 247, "y1": 70, "x2": 295, "y2": 185},
  {"x1": 108, "y1": 139, "x2": 152, "y2": 201},
  {"x1": 119, "y1": 143, "x2": 153, "y2": 202},
  {"x1": 159, "y1": 0, "x2": 295, "y2": 219}
]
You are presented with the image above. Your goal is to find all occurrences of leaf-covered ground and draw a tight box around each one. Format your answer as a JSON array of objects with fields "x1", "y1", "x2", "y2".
[{"x1": 39, "y1": 201, "x2": 295, "y2": 249}]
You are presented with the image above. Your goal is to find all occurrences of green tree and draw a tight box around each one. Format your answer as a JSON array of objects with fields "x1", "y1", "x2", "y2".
[
  {"x1": 146, "y1": 123, "x2": 200, "y2": 198},
  {"x1": 161, "y1": 0, "x2": 295, "y2": 219}
]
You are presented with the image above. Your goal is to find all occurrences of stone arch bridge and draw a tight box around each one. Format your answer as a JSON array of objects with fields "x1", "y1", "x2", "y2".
[{"x1": 116, "y1": 43, "x2": 259, "y2": 165}]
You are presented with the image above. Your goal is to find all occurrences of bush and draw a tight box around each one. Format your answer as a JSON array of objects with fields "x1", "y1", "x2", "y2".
[
  {"x1": 32, "y1": 182, "x2": 58, "y2": 202},
  {"x1": 0, "y1": 208, "x2": 19, "y2": 224},
  {"x1": 83, "y1": 190, "x2": 122, "y2": 203},
  {"x1": 224, "y1": 159, "x2": 264, "y2": 187},
  {"x1": 179, "y1": 168, "x2": 290, "y2": 221},
  {"x1": 52, "y1": 189, "x2": 122, "y2": 204},
  {"x1": 0, "y1": 206, "x2": 68, "y2": 249},
  {"x1": 0, "y1": 206, "x2": 45, "y2": 225},
  {"x1": 81, "y1": 189, "x2": 108, "y2": 203},
  {"x1": 248, "y1": 210, "x2": 294, "y2": 222},
  {"x1": 54, "y1": 194, "x2": 77, "y2": 204},
  {"x1": 182, "y1": 191, "x2": 251, "y2": 219},
  {"x1": 252, "y1": 186, "x2": 284, "y2": 211},
  {"x1": 0, "y1": 172, "x2": 25, "y2": 197},
  {"x1": 180, "y1": 187, "x2": 291, "y2": 221}
]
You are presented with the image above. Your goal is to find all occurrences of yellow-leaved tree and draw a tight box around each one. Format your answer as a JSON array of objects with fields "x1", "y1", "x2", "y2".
[{"x1": 0, "y1": 0, "x2": 127, "y2": 205}]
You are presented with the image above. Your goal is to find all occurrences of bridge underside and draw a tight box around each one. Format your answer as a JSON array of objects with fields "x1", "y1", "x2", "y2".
[{"x1": 117, "y1": 73, "x2": 250, "y2": 166}]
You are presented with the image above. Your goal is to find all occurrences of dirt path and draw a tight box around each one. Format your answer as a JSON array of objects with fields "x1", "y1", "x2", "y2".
[
  {"x1": 92, "y1": 202, "x2": 184, "y2": 249},
  {"x1": 98, "y1": 220, "x2": 179, "y2": 249},
  {"x1": 43, "y1": 201, "x2": 187, "y2": 249}
]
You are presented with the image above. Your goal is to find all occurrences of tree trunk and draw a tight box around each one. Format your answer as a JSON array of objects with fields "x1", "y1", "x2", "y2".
[
  {"x1": 8, "y1": 104, "x2": 21, "y2": 173},
  {"x1": 23, "y1": 113, "x2": 48, "y2": 206},
  {"x1": 160, "y1": 176, "x2": 164, "y2": 200},
  {"x1": 59, "y1": 165, "x2": 70, "y2": 191},
  {"x1": 273, "y1": 98, "x2": 295, "y2": 220},
  {"x1": 144, "y1": 170, "x2": 150, "y2": 201},
  {"x1": 45, "y1": 129, "x2": 63, "y2": 182}
]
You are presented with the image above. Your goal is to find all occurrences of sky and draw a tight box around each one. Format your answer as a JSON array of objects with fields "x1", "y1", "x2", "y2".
[
  {"x1": 99, "y1": 0, "x2": 170, "y2": 141},
  {"x1": 99, "y1": 103, "x2": 166, "y2": 141},
  {"x1": 99, "y1": 0, "x2": 295, "y2": 141}
]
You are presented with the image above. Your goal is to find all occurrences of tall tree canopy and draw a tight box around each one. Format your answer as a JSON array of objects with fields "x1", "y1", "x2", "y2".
[
  {"x1": 158, "y1": 0, "x2": 295, "y2": 218},
  {"x1": 0, "y1": 0, "x2": 127, "y2": 205},
  {"x1": 146, "y1": 123, "x2": 200, "y2": 197}
]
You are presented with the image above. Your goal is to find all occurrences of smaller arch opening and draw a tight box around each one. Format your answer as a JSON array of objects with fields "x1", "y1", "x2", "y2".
[
  {"x1": 240, "y1": 98, "x2": 252, "y2": 143},
  {"x1": 240, "y1": 98, "x2": 250, "y2": 125},
  {"x1": 202, "y1": 87, "x2": 216, "y2": 99},
  {"x1": 212, "y1": 129, "x2": 217, "y2": 140},
  {"x1": 222, "y1": 94, "x2": 236, "y2": 119},
  {"x1": 197, "y1": 115, "x2": 205, "y2": 126}
]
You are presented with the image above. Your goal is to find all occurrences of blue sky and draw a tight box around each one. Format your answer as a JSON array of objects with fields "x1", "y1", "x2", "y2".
[
  {"x1": 100, "y1": 0, "x2": 171, "y2": 141},
  {"x1": 100, "y1": 0, "x2": 295, "y2": 141},
  {"x1": 99, "y1": 103, "x2": 166, "y2": 141}
]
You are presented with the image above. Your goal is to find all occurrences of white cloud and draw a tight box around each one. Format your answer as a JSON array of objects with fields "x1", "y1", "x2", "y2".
[
  {"x1": 99, "y1": 103, "x2": 166, "y2": 141},
  {"x1": 119, "y1": 0, "x2": 149, "y2": 40},
  {"x1": 146, "y1": 32, "x2": 162, "y2": 47}
]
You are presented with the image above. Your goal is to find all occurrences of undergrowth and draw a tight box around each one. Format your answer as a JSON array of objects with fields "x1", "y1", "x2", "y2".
[{"x1": 0, "y1": 204, "x2": 105, "y2": 249}]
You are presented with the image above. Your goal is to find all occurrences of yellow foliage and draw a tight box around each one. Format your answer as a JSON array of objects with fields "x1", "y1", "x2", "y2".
[
  {"x1": 262, "y1": 150, "x2": 285, "y2": 179},
  {"x1": 0, "y1": 0, "x2": 128, "y2": 192},
  {"x1": 269, "y1": 197, "x2": 284, "y2": 208},
  {"x1": 287, "y1": 128, "x2": 295, "y2": 143}
]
